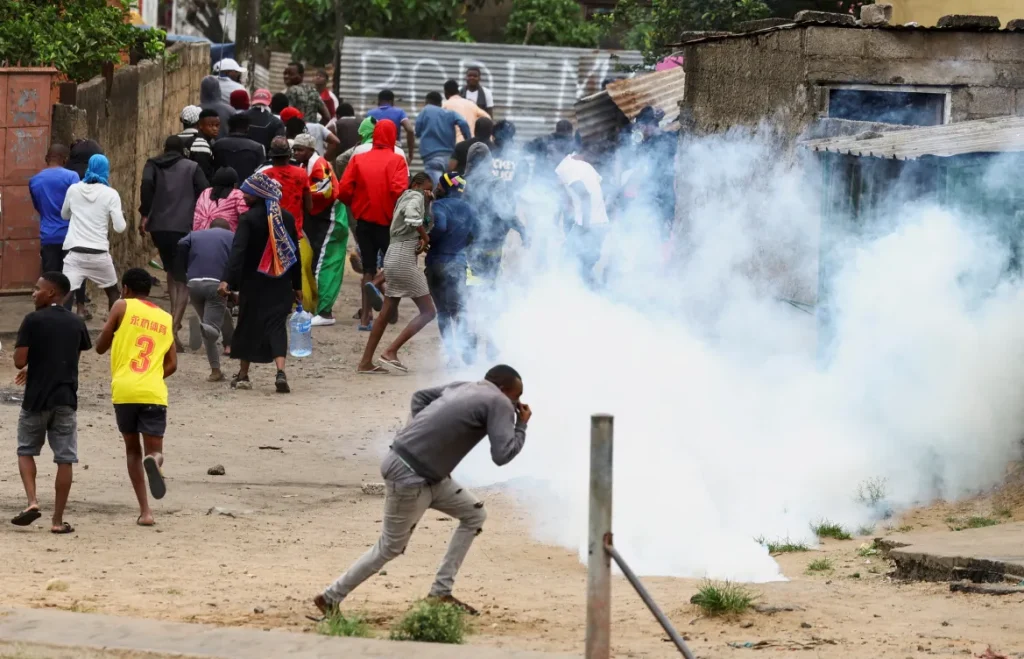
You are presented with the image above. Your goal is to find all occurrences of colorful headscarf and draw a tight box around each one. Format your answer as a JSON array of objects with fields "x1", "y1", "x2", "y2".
[
  {"x1": 240, "y1": 172, "x2": 297, "y2": 278},
  {"x1": 83, "y1": 154, "x2": 110, "y2": 185},
  {"x1": 358, "y1": 116, "x2": 376, "y2": 144}
]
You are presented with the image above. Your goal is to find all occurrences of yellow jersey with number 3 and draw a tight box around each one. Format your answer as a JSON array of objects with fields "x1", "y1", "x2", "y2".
[{"x1": 110, "y1": 298, "x2": 173, "y2": 406}]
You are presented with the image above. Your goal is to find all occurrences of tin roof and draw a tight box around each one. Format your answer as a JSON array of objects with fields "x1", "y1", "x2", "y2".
[
  {"x1": 802, "y1": 115, "x2": 1024, "y2": 160},
  {"x1": 576, "y1": 66, "x2": 685, "y2": 143}
]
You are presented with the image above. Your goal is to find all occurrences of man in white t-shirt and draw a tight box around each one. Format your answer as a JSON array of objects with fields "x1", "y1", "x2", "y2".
[
  {"x1": 461, "y1": 67, "x2": 494, "y2": 116},
  {"x1": 555, "y1": 151, "x2": 609, "y2": 286}
]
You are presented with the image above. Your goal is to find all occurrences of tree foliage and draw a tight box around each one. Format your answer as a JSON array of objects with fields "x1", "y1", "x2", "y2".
[
  {"x1": 611, "y1": 0, "x2": 770, "y2": 63},
  {"x1": 504, "y1": 0, "x2": 602, "y2": 48},
  {"x1": 0, "y1": 0, "x2": 166, "y2": 82},
  {"x1": 184, "y1": 0, "x2": 227, "y2": 43},
  {"x1": 261, "y1": 0, "x2": 475, "y2": 66}
]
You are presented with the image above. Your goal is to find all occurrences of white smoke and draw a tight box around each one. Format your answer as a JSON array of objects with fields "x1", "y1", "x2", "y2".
[{"x1": 449, "y1": 127, "x2": 1024, "y2": 582}]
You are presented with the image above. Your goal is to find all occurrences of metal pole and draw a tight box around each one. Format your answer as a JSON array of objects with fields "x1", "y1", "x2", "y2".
[
  {"x1": 605, "y1": 540, "x2": 696, "y2": 659},
  {"x1": 586, "y1": 414, "x2": 613, "y2": 659}
]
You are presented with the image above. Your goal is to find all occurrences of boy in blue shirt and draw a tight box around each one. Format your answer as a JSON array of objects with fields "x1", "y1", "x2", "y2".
[{"x1": 367, "y1": 90, "x2": 415, "y2": 163}]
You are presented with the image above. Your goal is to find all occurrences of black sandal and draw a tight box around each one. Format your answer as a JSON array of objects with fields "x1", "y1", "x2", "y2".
[
  {"x1": 51, "y1": 522, "x2": 75, "y2": 534},
  {"x1": 275, "y1": 370, "x2": 290, "y2": 394},
  {"x1": 11, "y1": 508, "x2": 41, "y2": 526}
]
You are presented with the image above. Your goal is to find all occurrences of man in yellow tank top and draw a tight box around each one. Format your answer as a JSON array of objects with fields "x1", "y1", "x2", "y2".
[{"x1": 96, "y1": 268, "x2": 177, "y2": 527}]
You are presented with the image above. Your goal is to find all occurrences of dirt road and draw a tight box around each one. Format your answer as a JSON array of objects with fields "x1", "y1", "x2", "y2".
[{"x1": 0, "y1": 275, "x2": 1021, "y2": 658}]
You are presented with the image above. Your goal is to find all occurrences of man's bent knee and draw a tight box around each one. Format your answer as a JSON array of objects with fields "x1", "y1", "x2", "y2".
[{"x1": 462, "y1": 502, "x2": 487, "y2": 529}]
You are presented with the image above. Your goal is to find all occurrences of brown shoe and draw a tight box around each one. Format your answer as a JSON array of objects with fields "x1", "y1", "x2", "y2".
[
  {"x1": 428, "y1": 594, "x2": 479, "y2": 616},
  {"x1": 313, "y1": 594, "x2": 336, "y2": 617}
]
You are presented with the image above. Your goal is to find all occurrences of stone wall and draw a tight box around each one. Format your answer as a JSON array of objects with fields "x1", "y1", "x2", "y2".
[
  {"x1": 51, "y1": 42, "x2": 210, "y2": 270},
  {"x1": 681, "y1": 26, "x2": 1024, "y2": 139}
]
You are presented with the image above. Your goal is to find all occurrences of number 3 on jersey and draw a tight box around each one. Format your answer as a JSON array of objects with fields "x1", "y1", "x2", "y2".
[{"x1": 130, "y1": 335, "x2": 156, "y2": 373}]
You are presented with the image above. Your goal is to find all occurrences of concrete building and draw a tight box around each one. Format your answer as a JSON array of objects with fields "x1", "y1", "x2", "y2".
[
  {"x1": 676, "y1": 11, "x2": 1024, "y2": 140},
  {"x1": 890, "y1": 0, "x2": 1024, "y2": 26}
]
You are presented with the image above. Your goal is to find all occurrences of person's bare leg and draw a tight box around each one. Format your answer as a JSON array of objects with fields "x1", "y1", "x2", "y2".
[
  {"x1": 274, "y1": 356, "x2": 286, "y2": 371},
  {"x1": 380, "y1": 295, "x2": 436, "y2": 363},
  {"x1": 103, "y1": 285, "x2": 120, "y2": 310},
  {"x1": 123, "y1": 433, "x2": 153, "y2": 525},
  {"x1": 237, "y1": 360, "x2": 251, "y2": 379},
  {"x1": 52, "y1": 463, "x2": 73, "y2": 531},
  {"x1": 171, "y1": 281, "x2": 188, "y2": 350},
  {"x1": 17, "y1": 455, "x2": 38, "y2": 513},
  {"x1": 143, "y1": 434, "x2": 164, "y2": 468},
  {"x1": 357, "y1": 297, "x2": 395, "y2": 371}
]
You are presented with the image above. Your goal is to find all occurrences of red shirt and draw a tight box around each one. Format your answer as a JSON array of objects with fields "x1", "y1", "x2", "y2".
[
  {"x1": 319, "y1": 89, "x2": 336, "y2": 119},
  {"x1": 264, "y1": 164, "x2": 309, "y2": 237}
]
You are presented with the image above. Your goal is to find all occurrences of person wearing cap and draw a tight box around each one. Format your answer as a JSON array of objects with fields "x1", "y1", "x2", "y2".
[
  {"x1": 245, "y1": 89, "x2": 286, "y2": 154},
  {"x1": 178, "y1": 105, "x2": 215, "y2": 180},
  {"x1": 229, "y1": 89, "x2": 250, "y2": 112},
  {"x1": 281, "y1": 106, "x2": 339, "y2": 160},
  {"x1": 291, "y1": 133, "x2": 340, "y2": 319},
  {"x1": 215, "y1": 58, "x2": 246, "y2": 103}
]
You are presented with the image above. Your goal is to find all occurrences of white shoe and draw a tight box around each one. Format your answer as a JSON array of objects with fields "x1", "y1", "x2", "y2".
[{"x1": 311, "y1": 315, "x2": 336, "y2": 327}]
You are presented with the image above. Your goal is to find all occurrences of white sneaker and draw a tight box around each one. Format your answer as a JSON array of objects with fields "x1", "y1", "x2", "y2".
[{"x1": 311, "y1": 315, "x2": 336, "y2": 327}]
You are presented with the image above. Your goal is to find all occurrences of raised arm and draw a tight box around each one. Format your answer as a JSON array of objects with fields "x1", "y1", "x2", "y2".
[{"x1": 486, "y1": 396, "x2": 527, "y2": 466}]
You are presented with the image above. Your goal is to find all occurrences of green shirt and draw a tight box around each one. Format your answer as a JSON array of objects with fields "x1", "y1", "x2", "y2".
[{"x1": 285, "y1": 83, "x2": 322, "y2": 123}]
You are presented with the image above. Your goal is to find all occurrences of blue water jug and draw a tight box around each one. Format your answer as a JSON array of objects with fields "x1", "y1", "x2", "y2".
[{"x1": 289, "y1": 304, "x2": 313, "y2": 357}]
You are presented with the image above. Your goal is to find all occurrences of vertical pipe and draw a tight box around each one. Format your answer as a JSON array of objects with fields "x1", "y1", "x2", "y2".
[{"x1": 586, "y1": 414, "x2": 614, "y2": 659}]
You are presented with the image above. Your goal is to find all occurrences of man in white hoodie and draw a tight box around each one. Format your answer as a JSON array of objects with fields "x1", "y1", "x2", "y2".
[{"x1": 61, "y1": 154, "x2": 126, "y2": 310}]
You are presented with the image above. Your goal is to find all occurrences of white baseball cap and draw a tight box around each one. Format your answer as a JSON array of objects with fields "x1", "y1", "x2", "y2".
[{"x1": 214, "y1": 58, "x2": 244, "y2": 74}]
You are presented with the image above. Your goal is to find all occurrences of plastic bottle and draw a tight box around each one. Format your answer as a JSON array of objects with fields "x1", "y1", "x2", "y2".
[{"x1": 289, "y1": 304, "x2": 313, "y2": 358}]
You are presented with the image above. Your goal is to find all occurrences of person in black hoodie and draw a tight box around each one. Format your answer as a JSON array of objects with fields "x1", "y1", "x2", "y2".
[
  {"x1": 245, "y1": 89, "x2": 286, "y2": 154},
  {"x1": 451, "y1": 117, "x2": 493, "y2": 176},
  {"x1": 140, "y1": 136, "x2": 210, "y2": 350},
  {"x1": 200, "y1": 76, "x2": 234, "y2": 139},
  {"x1": 213, "y1": 114, "x2": 265, "y2": 183},
  {"x1": 66, "y1": 139, "x2": 103, "y2": 180}
]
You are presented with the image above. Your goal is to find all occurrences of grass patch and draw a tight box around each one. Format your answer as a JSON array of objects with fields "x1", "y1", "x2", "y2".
[
  {"x1": 318, "y1": 611, "x2": 373, "y2": 638},
  {"x1": 756, "y1": 536, "x2": 810, "y2": 554},
  {"x1": 690, "y1": 580, "x2": 755, "y2": 617},
  {"x1": 812, "y1": 520, "x2": 852, "y2": 541},
  {"x1": 390, "y1": 600, "x2": 467, "y2": 644},
  {"x1": 945, "y1": 516, "x2": 1000, "y2": 532},
  {"x1": 806, "y1": 558, "x2": 834, "y2": 573}
]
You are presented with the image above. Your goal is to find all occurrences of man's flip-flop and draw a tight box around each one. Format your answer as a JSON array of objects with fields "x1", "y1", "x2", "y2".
[
  {"x1": 364, "y1": 283, "x2": 384, "y2": 312},
  {"x1": 143, "y1": 456, "x2": 167, "y2": 500},
  {"x1": 11, "y1": 508, "x2": 41, "y2": 526},
  {"x1": 137, "y1": 516, "x2": 155, "y2": 527},
  {"x1": 357, "y1": 365, "x2": 389, "y2": 375},
  {"x1": 51, "y1": 522, "x2": 74, "y2": 534},
  {"x1": 378, "y1": 357, "x2": 408, "y2": 373},
  {"x1": 358, "y1": 322, "x2": 373, "y2": 332}
]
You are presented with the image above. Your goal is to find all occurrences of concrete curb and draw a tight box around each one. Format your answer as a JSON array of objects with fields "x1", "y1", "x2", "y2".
[{"x1": 0, "y1": 608, "x2": 578, "y2": 659}]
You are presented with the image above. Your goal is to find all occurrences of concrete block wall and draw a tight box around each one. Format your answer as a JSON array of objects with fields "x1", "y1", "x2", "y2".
[
  {"x1": 682, "y1": 26, "x2": 1024, "y2": 139},
  {"x1": 51, "y1": 42, "x2": 210, "y2": 270}
]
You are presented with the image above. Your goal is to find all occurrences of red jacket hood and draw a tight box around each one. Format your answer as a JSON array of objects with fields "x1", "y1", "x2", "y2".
[{"x1": 372, "y1": 119, "x2": 397, "y2": 150}]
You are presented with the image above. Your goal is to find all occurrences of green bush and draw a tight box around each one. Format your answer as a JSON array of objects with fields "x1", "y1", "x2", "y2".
[
  {"x1": 690, "y1": 580, "x2": 755, "y2": 616},
  {"x1": 0, "y1": 0, "x2": 165, "y2": 83},
  {"x1": 317, "y1": 611, "x2": 373, "y2": 638},
  {"x1": 389, "y1": 600, "x2": 467, "y2": 644},
  {"x1": 505, "y1": 0, "x2": 603, "y2": 48}
]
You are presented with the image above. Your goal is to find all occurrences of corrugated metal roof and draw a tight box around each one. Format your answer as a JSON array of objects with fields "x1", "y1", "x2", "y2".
[
  {"x1": 576, "y1": 66, "x2": 685, "y2": 144},
  {"x1": 803, "y1": 115, "x2": 1024, "y2": 160},
  {"x1": 337, "y1": 36, "x2": 641, "y2": 169},
  {"x1": 269, "y1": 51, "x2": 291, "y2": 93},
  {"x1": 670, "y1": 16, "x2": 1024, "y2": 47}
]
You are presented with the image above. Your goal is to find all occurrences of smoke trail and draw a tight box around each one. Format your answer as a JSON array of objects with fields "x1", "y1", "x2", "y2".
[{"x1": 447, "y1": 126, "x2": 1024, "y2": 582}]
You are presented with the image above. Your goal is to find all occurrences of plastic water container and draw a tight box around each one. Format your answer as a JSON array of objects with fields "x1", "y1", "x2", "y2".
[{"x1": 289, "y1": 305, "x2": 313, "y2": 358}]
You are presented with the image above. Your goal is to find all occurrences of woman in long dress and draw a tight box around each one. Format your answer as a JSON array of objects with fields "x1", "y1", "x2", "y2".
[{"x1": 218, "y1": 172, "x2": 302, "y2": 393}]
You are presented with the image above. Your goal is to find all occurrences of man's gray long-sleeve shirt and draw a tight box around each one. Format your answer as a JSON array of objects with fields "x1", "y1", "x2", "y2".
[{"x1": 385, "y1": 380, "x2": 527, "y2": 486}]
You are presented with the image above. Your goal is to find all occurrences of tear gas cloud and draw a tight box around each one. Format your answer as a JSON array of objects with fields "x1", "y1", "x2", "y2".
[{"x1": 446, "y1": 125, "x2": 1024, "y2": 583}]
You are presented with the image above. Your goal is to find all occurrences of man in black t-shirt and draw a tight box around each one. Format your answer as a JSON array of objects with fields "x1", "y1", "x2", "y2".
[{"x1": 11, "y1": 272, "x2": 92, "y2": 534}]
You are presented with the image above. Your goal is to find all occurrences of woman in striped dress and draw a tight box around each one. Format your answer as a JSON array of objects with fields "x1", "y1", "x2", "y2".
[{"x1": 356, "y1": 173, "x2": 437, "y2": 374}]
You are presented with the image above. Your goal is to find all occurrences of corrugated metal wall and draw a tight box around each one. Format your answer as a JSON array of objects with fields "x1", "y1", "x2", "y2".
[{"x1": 338, "y1": 37, "x2": 642, "y2": 161}]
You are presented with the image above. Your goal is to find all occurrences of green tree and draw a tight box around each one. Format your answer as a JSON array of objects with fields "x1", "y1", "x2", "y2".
[
  {"x1": 611, "y1": 0, "x2": 770, "y2": 63},
  {"x1": 0, "y1": 0, "x2": 166, "y2": 82},
  {"x1": 261, "y1": 0, "x2": 475, "y2": 66},
  {"x1": 504, "y1": 0, "x2": 602, "y2": 47}
]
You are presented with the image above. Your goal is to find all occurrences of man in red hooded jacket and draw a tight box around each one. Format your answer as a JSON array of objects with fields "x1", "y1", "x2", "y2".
[{"x1": 338, "y1": 119, "x2": 409, "y2": 330}]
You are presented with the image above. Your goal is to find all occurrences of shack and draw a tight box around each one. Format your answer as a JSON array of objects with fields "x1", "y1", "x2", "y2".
[
  {"x1": 675, "y1": 10, "x2": 1024, "y2": 141},
  {"x1": 803, "y1": 114, "x2": 1024, "y2": 356}
]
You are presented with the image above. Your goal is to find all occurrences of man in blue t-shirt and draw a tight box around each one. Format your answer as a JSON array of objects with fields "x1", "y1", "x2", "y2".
[
  {"x1": 29, "y1": 145, "x2": 87, "y2": 316},
  {"x1": 366, "y1": 89, "x2": 415, "y2": 164}
]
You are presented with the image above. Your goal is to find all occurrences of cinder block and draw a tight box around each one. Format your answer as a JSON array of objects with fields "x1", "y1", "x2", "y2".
[
  {"x1": 805, "y1": 25, "x2": 868, "y2": 58},
  {"x1": 795, "y1": 10, "x2": 857, "y2": 26},
  {"x1": 937, "y1": 15, "x2": 1001, "y2": 29},
  {"x1": 1007, "y1": 18, "x2": 1024, "y2": 31},
  {"x1": 957, "y1": 86, "x2": 1014, "y2": 116},
  {"x1": 860, "y1": 3, "x2": 893, "y2": 27},
  {"x1": 988, "y1": 34, "x2": 1024, "y2": 62},
  {"x1": 760, "y1": 29, "x2": 804, "y2": 53},
  {"x1": 1016, "y1": 89, "x2": 1024, "y2": 115}
]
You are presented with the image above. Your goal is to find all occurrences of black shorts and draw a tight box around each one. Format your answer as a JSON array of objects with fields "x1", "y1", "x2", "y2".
[
  {"x1": 150, "y1": 231, "x2": 187, "y2": 282},
  {"x1": 114, "y1": 404, "x2": 168, "y2": 437},
  {"x1": 355, "y1": 221, "x2": 391, "y2": 275}
]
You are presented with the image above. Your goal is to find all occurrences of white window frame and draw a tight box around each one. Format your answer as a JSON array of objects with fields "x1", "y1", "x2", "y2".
[{"x1": 825, "y1": 83, "x2": 952, "y2": 126}]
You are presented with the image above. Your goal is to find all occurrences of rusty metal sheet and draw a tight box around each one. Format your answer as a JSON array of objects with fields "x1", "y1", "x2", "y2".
[
  {"x1": 6, "y1": 73, "x2": 52, "y2": 128},
  {"x1": 3, "y1": 126, "x2": 48, "y2": 185},
  {"x1": 1, "y1": 185, "x2": 37, "y2": 240},
  {"x1": 605, "y1": 66, "x2": 685, "y2": 124},
  {"x1": 576, "y1": 90, "x2": 627, "y2": 145},
  {"x1": 0, "y1": 237, "x2": 40, "y2": 292}
]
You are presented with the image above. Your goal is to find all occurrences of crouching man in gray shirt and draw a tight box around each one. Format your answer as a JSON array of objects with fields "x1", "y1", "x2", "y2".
[{"x1": 314, "y1": 364, "x2": 531, "y2": 617}]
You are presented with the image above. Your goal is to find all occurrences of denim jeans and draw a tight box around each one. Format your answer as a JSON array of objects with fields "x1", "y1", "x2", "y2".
[{"x1": 423, "y1": 154, "x2": 452, "y2": 185}]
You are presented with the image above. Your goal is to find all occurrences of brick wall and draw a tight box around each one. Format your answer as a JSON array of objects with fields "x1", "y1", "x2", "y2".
[{"x1": 51, "y1": 42, "x2": 210, "y2": 270}]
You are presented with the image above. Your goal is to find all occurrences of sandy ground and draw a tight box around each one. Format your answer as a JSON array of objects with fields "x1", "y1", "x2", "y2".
[{"x1": 1, "y1": 271, "x2": 1023, "y2": 658}]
